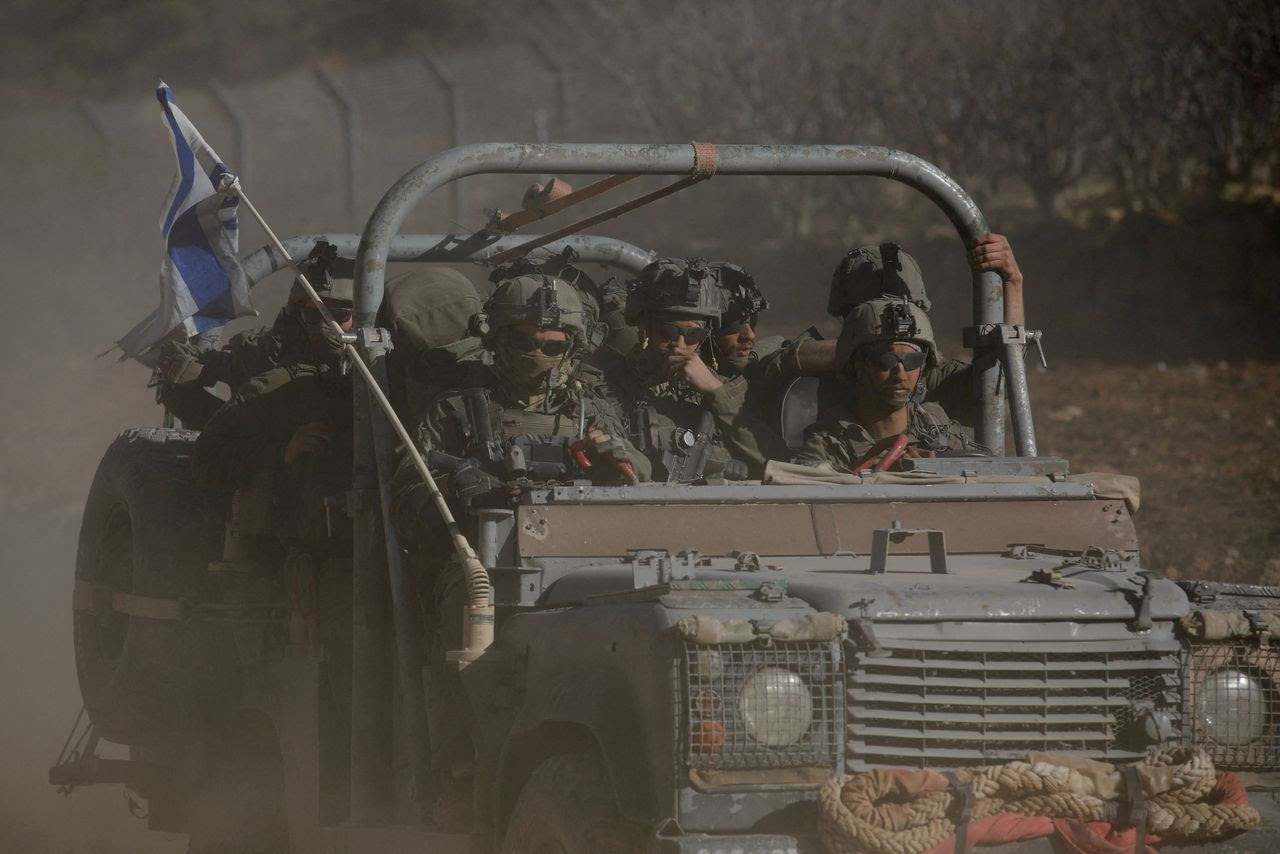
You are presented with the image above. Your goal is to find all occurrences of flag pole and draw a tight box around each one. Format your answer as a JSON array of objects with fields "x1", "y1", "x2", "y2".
[{"x1": 231, "y1": 180, "x2": 489, "y2": 593}]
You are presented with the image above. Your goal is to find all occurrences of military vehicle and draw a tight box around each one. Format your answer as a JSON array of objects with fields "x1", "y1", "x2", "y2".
[{"x1": 54, "y1": 144, "x2": 1280, "y2": 852}]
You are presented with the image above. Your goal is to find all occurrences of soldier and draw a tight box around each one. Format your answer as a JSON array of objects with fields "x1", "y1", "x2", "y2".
[
  {"x1": 189, "y1": 267, "x2": 354, "y2": 493},
  {"x1": 387, "y1": 270, "x2": 644, "y2": 825},
  {"x1": 153, "y1": 241, "x2": 351, "y2": 429},
  {"x1": 693, "y1": 261, "x2": 800, "y2": 475},
  {"x1": 590, "y1": 258, "x2": 759, "y2": 483},
  {"x1": 389, "y1": 270, "x2": 647, "y2": 545},
  {"x1": 798, "y1": 233, "x2": 1026, "y2": 426},
  {"x1": 795, "y1": 295, "x2": 983, "y2": 472},
  {"x1": 188, "y1": 272, "x2": 355, "y2": 495},
  {"x1": 704, "y1": 261, "x2": 778, "y2": 373}
]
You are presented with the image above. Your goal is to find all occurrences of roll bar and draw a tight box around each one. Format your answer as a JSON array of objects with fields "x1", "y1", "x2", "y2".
[
  {"x1": 351, "y1": 143, "x2": 1030, "y2": 454},
  {"x1": 240, "y1": 232, "x2": 657, "y2": 289}
]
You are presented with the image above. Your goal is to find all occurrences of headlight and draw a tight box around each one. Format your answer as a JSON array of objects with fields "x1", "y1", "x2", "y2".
[
  {"x1": 738, "y1": 667, "x2": 814, "y2": 746},
  {"x1": 1194, "y1": 668, "x2": 1268, "y2": 746}
]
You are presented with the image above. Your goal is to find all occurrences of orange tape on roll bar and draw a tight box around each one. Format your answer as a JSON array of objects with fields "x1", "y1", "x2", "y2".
[
  {"x1": 491, "y1": 174, "x2": 638, "y2": 234},
  {"x1": 484, "y1": 142, "x2": 718, "y2": 266}
]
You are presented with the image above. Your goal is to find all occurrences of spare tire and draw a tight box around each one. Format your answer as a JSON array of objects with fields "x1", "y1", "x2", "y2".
[{"x1": 74, "y1": 427, "x2": 239, "y2": 744}]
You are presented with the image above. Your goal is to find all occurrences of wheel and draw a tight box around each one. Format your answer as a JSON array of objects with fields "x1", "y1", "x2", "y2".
[
  {"x1": 501, "y1": 753, "x2": 645, "y2": 854},
  {"x1": 74, "y1": 427, "x2": 239, "y2": 744}
]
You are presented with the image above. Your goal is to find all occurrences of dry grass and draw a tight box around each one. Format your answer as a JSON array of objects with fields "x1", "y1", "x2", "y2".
[{"x1": 1031, "y1": 361, "x2": 1280, "y2": 584}]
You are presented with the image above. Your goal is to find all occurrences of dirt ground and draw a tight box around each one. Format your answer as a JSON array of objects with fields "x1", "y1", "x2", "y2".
[{"x1": 1029, "y1": 360, "x2": 1280, "y2": 585}]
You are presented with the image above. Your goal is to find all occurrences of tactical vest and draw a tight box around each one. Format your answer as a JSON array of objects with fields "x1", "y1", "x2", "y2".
[
  {"x1": 435, "y1": 386, "x2": 585, "y2": 481},
  {"x1": 623, "y1": 384, "x2": 735, "y2": 483}
]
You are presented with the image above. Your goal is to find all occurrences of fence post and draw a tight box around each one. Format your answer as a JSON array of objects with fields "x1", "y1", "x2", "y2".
[
  {"x1": 206, "y1": 78, "x2": 252, "y2": 189},
  {"x1": 526, "y1": 39, "x2": 570, "y2": 137},
  {"x1": 420, "y1": 53, "x2": 466, "y2": 230},
  {"x1": 315, "y1": 66, "x2": 362, "y2": 221}
]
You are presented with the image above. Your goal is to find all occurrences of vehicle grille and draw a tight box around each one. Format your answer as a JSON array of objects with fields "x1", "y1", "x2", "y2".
[
  {"x1": 1186, "y1": 641, "x2": 1280, "y2": 769},
  {"x1": 846, "y1": 636, "x2": 1184, "y2": 769},
  {"x1": 681, "y1": 639, "x2": 843, "y2": 770}
]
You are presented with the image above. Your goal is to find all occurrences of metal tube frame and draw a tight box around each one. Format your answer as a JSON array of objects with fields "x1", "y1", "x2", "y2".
[
  {"x1": 240, "y1": 233, "x2": 656, "y2": 290},
  {"x1": 352, "y1": 143, "x2": 1021, "y2": 452}
]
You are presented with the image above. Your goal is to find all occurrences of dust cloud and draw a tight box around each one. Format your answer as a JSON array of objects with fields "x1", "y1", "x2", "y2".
[{"x1": 2, "y1": 3, "x2": 1276, "y2": 850}]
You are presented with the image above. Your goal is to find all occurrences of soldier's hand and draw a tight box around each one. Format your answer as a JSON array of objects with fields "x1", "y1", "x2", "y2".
[
  {"x1": 156, "y1": 340, "x2": 206, "y2": 385},
  {"x1": 284, "y1": 422, "x2": 332, "y2": 464},
  {"x1": 967, "y1": 233, "x2": 1023, "y2": 287},
  {"x1": 585, "y1": 427, "x2": 629, "y2": 461},
  {"x1": 668, "y1": 351, "x2": 723, "y2": 394},
  {"x1": 585, "y1": 427, "x2": 614, "y2": 447},
  {"x1": 900, "y1": 446, "x2": 938, "y2": 460},
  {"x1": 450, "y1": 463, "x2": 503, "y2": 502},
  {"x1": 584, "y1": 428, "x2": 640, "y2": 485}
]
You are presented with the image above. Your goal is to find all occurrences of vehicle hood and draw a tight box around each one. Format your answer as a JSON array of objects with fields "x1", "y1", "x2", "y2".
[{"x1": 544, "y1": 552, "x2": 1190, "y2": 624}]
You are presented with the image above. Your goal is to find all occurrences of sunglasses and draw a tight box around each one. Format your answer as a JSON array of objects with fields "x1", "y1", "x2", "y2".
[
  {"x1": 719, "y1": 313, "x2": 758, "y2": 335},
  {"x1": 303, "y1": 304, "x2": 353, "y2": 324},
  {"x1": 652, "y1": 322, "x2": 709, "y2": 344},
  {"x1": 509, "y1": 333, "x2": 573, "y2": 357},
  {"x1": 864, "y1": 350, "x2": 926, "y2": 371}
]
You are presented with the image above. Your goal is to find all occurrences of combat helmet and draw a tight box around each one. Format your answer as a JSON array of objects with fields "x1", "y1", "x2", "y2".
[
  {"x1": 291, "y1": 239, "x2": 355, "y2": 306},
  {"x1": 836, "y1": 295, "x2": 939, "y2": 370},
  {"x1": 624, "y1": 258, "x2": 724, "y2": 327},
  {"x1": 829, "y1": 242, "x2": 931, "y2": 316},
  {"x1": 471, "y1": 274, "x2": 587, "y2": 349},
  {"x1": 708, "y1": 261, "x2": 769, "y2": 326},
  {"x1": 488, "y1": 248, "x2": 604, "y2": 350}
]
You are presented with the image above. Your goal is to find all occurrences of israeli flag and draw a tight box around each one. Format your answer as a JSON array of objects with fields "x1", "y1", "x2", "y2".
[{"x1": 117, "y1": 82, "x2": 254, "y2": 360}]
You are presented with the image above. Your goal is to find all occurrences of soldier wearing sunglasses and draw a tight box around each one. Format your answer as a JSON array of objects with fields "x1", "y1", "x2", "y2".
[
  {"x1": 388, "y1": 272, "x2": 648, "y2": 801},
  {"x1": 795, "y1": 296, "x2": 982, "y2": 473},
  {"x1": 586, "y1": 258, "x2": 767, "y2": 482},
  {"x1": 761, "y1": 234, "x2": 1024, "y2": 428},
  {"x1": 390, "y1": 272, "x2": 648, "y2": 531}
]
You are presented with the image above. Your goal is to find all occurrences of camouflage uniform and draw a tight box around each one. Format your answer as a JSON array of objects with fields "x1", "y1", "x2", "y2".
[
  {"x1": 828, "y1": 241, "x2": 978, "y2": 425},
  {"x1": 688, "y1": 262, "x2": 801, "y2": 476},
  {"x1": 153, "y1": 311, "x2": 315, "y2": 429},
  {"x1": 590, "y1": 258, "x2": 754, "y2": 482},
  {"x1": 388, "y1": 362, "x2": 646, "y2": 544},
  {"x1": 795, "y1": 295, "x2": 984, "y2": 472},
  {"x1": 795, "y1": 401, "x2": 975, "y2": 471},
  {"x1": 389, "y1": 272, "x2": 648, "y2": 546},
  {"x1": 189, "y1": 263, "x2": 355, "y2": 549},
  {"x1": 587, "y1": 352, "x2": 745, "y2": 482},
  {"x1": 153, "y1": 241, "x2": 351, "y2": 429},
  {"x1": 190, "y1": 363, "x2": 352, "y2": 494},
  {"x1": 387, "y1": 271, "x2": 643, "y2": 786}
]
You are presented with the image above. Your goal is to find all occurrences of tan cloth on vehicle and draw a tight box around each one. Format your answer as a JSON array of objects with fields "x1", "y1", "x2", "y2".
[
  {"x1": 1181, "y1": 609, "x2": 1280, "y2": 640},
  {"x1": 1068, "y1": 472, "x2": 1141, "y2": 513},
  {"x1": 762, "y1": 461, "x2": 1142, "y2": 514}
]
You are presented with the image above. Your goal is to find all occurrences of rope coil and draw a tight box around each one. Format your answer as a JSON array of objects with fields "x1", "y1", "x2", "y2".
[{"x1": 817, "y1": 748, "x2": 1260, "y2": 854}]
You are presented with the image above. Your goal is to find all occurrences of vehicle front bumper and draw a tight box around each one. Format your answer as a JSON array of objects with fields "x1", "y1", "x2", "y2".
[{"x1": 653, "y1": 785, "x2": 1280, "y2": 853}]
